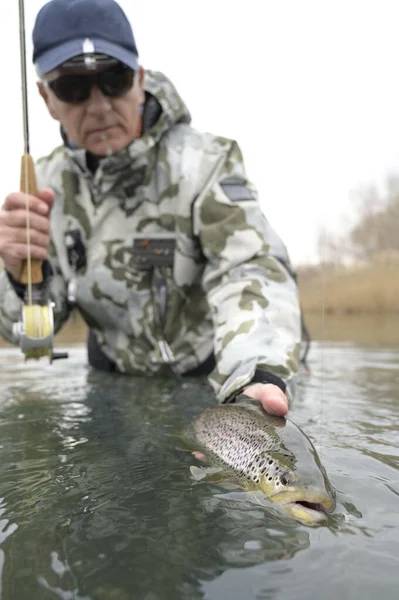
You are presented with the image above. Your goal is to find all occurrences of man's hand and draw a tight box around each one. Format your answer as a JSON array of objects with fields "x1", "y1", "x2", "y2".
[
  {"x1": 0, "y1": 189, "x2": 54, "y2": 281},
  {"x1": 242, "y1": 382, "x2": 288, "y2": 417}
]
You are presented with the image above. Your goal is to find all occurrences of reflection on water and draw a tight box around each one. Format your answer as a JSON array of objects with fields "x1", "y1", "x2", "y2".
[{"x1": 0, "y1": 341, "x2": 398, "y2": 599}]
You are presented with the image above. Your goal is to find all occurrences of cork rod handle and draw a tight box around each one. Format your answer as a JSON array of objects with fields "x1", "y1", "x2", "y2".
[{"x1": 20, "y1": 153, "x2": 43, "y2": 285}]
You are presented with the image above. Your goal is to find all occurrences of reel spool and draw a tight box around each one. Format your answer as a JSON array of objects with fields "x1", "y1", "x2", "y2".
[{"x1": 13, "y1": 302, "x2": 54, "y2": 361}]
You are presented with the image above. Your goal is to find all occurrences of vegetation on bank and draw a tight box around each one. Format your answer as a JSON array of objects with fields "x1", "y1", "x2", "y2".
[{"x1": 297, "y1": 258, "x2": 399, "y2": 315}]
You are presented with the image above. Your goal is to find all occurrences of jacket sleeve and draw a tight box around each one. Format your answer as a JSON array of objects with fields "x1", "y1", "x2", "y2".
[
  {"x1": 0, "y1": 245, "x2": 72, "y2": 346},
  {"x1": 193, "y1": 140, "x2": 302, "y2": 404}
]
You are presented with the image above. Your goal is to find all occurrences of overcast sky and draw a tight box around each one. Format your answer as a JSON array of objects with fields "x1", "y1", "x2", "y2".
[{"x1": 2, "y1": 0, "x2": 399, "y2": 265}]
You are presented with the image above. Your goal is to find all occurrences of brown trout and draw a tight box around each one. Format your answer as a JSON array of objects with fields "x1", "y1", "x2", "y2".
[{"x1": 189, "y1": 399, "x2": 335, "y2": 525}]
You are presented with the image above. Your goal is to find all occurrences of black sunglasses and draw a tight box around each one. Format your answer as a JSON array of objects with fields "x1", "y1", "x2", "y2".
[{"x1": 46, "y1": 63, "x2": 135, "y2": 104}]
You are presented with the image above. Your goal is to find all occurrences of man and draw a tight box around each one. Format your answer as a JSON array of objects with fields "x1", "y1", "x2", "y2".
[{"x1": 0, "y1": 0, "x2": 301, "y2": 417}]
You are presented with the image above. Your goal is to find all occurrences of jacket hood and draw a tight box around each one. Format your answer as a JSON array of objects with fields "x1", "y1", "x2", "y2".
[{"x1": 141, "y1": 69, "x2": 192, "y2": 137}]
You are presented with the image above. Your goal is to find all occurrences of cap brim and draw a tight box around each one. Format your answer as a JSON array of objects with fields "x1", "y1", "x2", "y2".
[{"x1": 35, "y1": 37, "x2": 139, "y2": 74}]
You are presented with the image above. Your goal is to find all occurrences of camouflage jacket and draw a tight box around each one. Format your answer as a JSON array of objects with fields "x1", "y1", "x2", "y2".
[{"x1": 0, "y1": 70, "x2": 301, "y2": 402}]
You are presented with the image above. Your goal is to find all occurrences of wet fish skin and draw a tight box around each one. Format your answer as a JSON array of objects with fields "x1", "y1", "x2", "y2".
[{"x1": 191, "y1": 399, "x2": 335, "y2": 525}]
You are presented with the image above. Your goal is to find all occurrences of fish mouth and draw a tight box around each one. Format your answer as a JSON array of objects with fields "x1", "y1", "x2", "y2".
[
  {"x1": 293, "y1": 500, "x2": 330, "y2": 513},
  {"x1": 271, "y1": 491, "x2": 335, "y2": 525},
  {"x1": 283, "y1": 501, "x2": 329, "y2": 524}
]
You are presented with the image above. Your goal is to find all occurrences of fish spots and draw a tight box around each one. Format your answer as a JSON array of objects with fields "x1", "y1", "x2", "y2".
[{"x1": 193, "y1": 404, "x2": 286, "y2": 487}]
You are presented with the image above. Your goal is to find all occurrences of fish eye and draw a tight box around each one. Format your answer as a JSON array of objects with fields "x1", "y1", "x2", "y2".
[{"x1": 280, "y1": 475, "x2": 289, "y2": 486}]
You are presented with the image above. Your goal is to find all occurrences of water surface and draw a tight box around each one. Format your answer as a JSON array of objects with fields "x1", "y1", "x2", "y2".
[{"x1": 0, "y1": 340, "x2": 398, "y2": 599}]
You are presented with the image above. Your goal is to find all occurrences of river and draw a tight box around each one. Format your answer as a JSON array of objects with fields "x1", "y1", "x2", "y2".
[{"x1": 0, "y1": 318, "x2": 398, "y2": 599}]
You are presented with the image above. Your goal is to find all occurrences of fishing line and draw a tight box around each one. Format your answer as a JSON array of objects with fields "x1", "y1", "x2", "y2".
[
  {"x1": 319, "y1": 226, "x2": 326, "y2": 447},
  {"x1": 23, "y1": 159, "x2": 33, "y2": 307}
]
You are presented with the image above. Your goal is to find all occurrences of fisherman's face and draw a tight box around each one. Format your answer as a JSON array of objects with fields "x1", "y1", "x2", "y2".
[{"x1": 38, "y1": 61, "x2": 145, "y2": 156}]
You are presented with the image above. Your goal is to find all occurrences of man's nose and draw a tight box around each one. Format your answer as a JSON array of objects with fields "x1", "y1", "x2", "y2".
[{"x1": 86, "y1": 84, "x2": 112, "y2": 113}]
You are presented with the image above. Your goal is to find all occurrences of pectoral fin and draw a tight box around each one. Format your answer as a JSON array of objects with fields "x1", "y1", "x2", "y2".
[
  {"x1": 189, "y1": 465, "x2": 237, "y2": 485},
  {"x1": 190, "y1": 466, "x2": 209, "y2": 481}
]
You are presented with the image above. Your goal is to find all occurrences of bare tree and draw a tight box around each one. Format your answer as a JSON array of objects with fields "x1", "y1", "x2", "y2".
[{"x1": 350, "y1": 173, "x2": 399, "y2": 260}]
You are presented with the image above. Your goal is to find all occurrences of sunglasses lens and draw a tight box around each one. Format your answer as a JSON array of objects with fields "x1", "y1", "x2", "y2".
[
  {"x1": 48, "y1": 75, "x2": 92, "y2": 103},
  {"x1": 47, "y1": 64, "x2": 135, "y2": 104},
  {"x1": 99, "y1": 65, "x2": 135, "y2": 98}
]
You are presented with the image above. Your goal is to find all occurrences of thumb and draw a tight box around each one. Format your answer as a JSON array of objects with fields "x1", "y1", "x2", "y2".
[{"x1": 38, "y1": 188, "x2": 55, "y2": 210}]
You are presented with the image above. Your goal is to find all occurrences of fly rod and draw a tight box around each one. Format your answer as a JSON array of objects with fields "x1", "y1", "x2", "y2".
[{"x1": 13, "y1": 0, "x2": 68, "y2": 363}]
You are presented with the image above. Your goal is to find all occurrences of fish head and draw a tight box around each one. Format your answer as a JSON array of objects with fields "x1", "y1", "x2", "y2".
[{"x1": 258, "y1": 419, "x2": 336, "y2": 525}]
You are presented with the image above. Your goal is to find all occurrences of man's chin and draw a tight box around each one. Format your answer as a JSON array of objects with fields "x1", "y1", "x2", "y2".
[
  {"x1": 86, "y1": 139, "x2": 128, "y2": 157},
  {"x1": 84, "y1": 129, "x2": 131, "y2": 156}
]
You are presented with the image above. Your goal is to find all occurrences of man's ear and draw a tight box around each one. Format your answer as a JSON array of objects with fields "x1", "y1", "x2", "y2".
[
  {"x1": 37, "y1": 81, "x2": 60, "y2": 121},
  {"x1": 138, "y1": 66, "x2": 145, "y2": 85},
  {"x1": 136, "y1": 66, "x2": 146, "y2": 105}
]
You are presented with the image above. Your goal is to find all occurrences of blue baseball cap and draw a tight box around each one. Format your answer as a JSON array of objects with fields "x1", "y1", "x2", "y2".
[{"x1": 32, "y1": 0, "x2": 139, "y2": 75}]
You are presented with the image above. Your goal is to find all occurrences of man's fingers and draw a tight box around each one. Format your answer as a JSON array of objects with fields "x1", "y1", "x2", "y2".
[
  {"x1": 38, "y1": 188, "x2": 55, "y2": 209},
  {"x1": 259, "y1": 395, "x2": 288, "y2": 417},
  {"x1": 3, "y1": 210, "x2": 50, "y2": 234},
  {"x1": 0, "y1": 189, "x2": 53, "y2": 275},
  {"x1": 243, "y1": 383, "x2": 288, "y2": 417},
  {"x1": 4, "y1": 192, "x2": 50, "y2": 216},
  {"x1": 5, "y1": 226, "x2": 49, "y2": 248},
  {"x1": 3, "y1": 243, "x2": 48, "y2": 264}
]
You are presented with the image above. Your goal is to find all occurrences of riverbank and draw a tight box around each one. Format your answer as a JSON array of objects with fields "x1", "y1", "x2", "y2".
[
  {"x1": 297, "y1": 261, "x2": 399, "y2": 315},
  {"x1": 1, "y1": 261, "x2": 398, "y2": 349}
]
